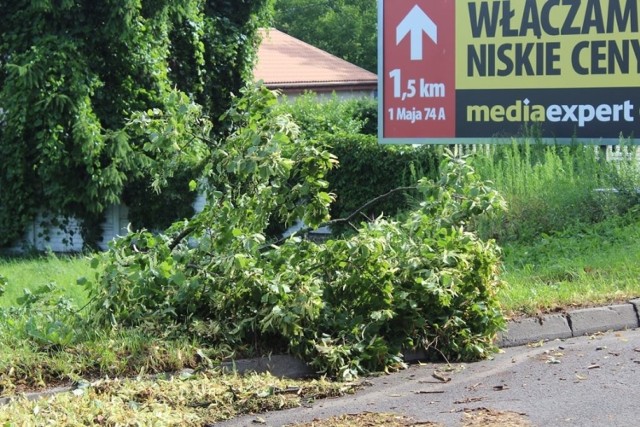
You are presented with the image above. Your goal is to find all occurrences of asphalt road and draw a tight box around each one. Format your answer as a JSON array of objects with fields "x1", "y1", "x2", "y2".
[{"x1": 217, "y1": 328, "x2": 640, "y2": 426}]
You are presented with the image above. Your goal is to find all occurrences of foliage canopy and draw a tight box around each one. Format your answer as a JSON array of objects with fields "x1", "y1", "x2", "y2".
[{"x1": 0, "y1": 0, "x2": 272, "y2": 247}]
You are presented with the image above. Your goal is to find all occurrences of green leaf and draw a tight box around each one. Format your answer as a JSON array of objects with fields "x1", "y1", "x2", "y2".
[{"x1": 170, "y1": 272, "x2": 187, "y2": 286}]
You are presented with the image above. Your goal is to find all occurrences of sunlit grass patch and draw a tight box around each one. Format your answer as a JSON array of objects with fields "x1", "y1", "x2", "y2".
[
  {"x1": 0, "y1": 254, "x2": 92, "y2": 308},
  {"x1": 0, "y1": 329, "x2": 204, "y2": 397},
  {"x1": 499, "y1": 212, "x2": 640, "y2": 316}
]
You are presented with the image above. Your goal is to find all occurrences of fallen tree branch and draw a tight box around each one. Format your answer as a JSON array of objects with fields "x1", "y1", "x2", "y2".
[
  {"x1": 263, "y1": 185, "x2": 418, "y2": 250},
  {"x1": 168, "y1": 225, "x2": 196, "y2": 251},
  {"x1": 327, "y1": 185, "x2": 417, "y2": 227},
  {"x1": 169, "y1": 185, "x2": 420, "y2": 252}
]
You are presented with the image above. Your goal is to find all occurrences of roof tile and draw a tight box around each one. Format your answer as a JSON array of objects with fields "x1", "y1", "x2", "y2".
[{"x1": 255, "y1": 29, "x2": 377, "y2": 89}]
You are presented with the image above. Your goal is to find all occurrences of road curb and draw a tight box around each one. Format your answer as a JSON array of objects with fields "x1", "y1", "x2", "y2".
[
  {"x1": 496, "y1": 314, "x2": 572, "y2": 347},
  {"x1": 569, "y1": 304, "x2": 639, "y2": 337},
  {"x1": 220, "y1": 302, "x2": 640, "y2": 373},
  {"x1": 220, "y1": 354, "x2": 316, "y2": 378},
  {"x1": 497, "y1": 302, "x2": 640, "y2": 348},
  {"x1": 630, "y1": 298, "x2": 640, "y2": 319},
  {"x1": 2, "y1": 301, "x2": 639, "y2": 406}
]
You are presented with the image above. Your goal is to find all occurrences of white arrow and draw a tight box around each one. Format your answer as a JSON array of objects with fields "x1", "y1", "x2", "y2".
[{"x1": 396, "y1": 5, "x2": 438, "y2": 61}]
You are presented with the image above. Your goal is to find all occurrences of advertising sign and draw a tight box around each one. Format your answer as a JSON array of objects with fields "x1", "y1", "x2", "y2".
[{"x1": 378, "y1": 0, "x2": 640, "y2": 144}]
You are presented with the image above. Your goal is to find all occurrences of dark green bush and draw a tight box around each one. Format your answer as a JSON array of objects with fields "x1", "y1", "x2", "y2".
[
  {"x1": 122, "y1": 168, "x2": 200, "y2": 232},
  {"x1": 325, "y1": 134, "x2": 441, "y2": 222},
  {"x1": 348, "y1": 98, "x2": 378, "y2": 135}
]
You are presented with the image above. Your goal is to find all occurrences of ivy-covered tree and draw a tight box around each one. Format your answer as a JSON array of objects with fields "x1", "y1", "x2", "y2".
[
  {"x1": 0, "y1": 0, "x2": 272, "y2": 248},
  {"x1": 274, "y1": 0, "x2": 377, "y2": 72}
]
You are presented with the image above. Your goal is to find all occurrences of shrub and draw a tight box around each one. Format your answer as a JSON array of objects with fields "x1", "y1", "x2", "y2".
[
  {"x1": 274, "y1": 94, "x2": 441, "y2": 225},
  {"x1": 347, "y1": 97, "x2": 378, "y2": 135},
  {"x1": 122, "y1": 168, "x2": 200, "y2": 232},
  {"x1": 273, "y1": 92, "x2": 366, "y2": 139},
  {"x1": 88, "y1": 86, "x2": 506, "y2": 378}
]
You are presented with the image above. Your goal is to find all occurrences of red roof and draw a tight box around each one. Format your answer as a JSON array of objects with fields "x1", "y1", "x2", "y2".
[{"x1": 255, "y1": 29, "x2": 377, "y2": 92}]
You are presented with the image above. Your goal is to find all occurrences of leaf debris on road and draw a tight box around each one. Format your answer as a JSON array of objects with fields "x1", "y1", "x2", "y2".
[
  {"x1": 289, "y1": 412, "x2": 442, "y2": 426},
  {"x1": 432, "y1": 371, "x2": 451, "y2": 383},
  {"x1": 462, "y1": 407, "x2": 532, "y2": 427},
  {"x1": 454, "y1": 397, "x2": 484, "y2": 404}
]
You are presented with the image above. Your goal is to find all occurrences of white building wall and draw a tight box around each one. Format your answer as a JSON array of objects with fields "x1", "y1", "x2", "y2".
[
  {"x1": 192, "y1": 191, "x2": 207, "y2": 214},
  {"x1": 7, "y1": 195, "x2": 206, "y2": 253},
  {"x1": 19, "y1": 212, "x2": 84, "y2": 252},
  {"x1": 8, "y1": 204, "x2": 129, "y2": 253},
  {"x1": 98, "y1": 204, "x2": 130, "y2": 250}
]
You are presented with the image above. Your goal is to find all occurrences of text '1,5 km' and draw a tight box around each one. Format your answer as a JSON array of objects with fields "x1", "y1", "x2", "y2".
[{"x1": 378, "y1": 0, "x2": 640, "y2": 144}]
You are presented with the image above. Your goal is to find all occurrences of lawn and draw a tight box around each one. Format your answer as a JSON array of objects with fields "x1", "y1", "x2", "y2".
[
  {"x1": 499, "y1": 212, "x2": 640, "y2": 316},
  {"x1": 1, "y1": 216, "x2": 639, "y2": 423},
  {"x1": 1, "y1": 141, "x2": 640, "y2": 424},
  {"x1": 0, "y1": 254, "x2": 92, "y2": 308}
]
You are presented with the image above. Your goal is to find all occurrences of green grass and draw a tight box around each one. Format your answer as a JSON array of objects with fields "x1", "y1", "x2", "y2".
[
  {"x1": 0, "y1": 254, "x2": 92, "y2": 308},
  {"x1": 466, "y1": 141, "x2": 640, "y2": 316},
  {"x1": 2, "y1": 213, "x2": 640, "y2": 320},
  {"x1": 471, "y1": 142, "x2": 640, "y2": 242},
  {"x1": 1, "y1": 215, "x2": 638, "y2": 422},
  {"x1": 499, "y1": 211, "x2": 640, "y2": 317}
]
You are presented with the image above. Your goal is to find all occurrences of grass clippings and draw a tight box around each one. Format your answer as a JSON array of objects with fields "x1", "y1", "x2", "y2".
[
  {"x1": 462, "y1": 407, "x2": 532, "y2": 427},
  {"x1": 290, "y1": 412, "x2": 442, "y2": 427},
  {"x1": 0, "y1": 372, "x2": 354, "y2": 426},
  {"x1": 287, "y1": 408, "x2": 533, "y2": 427}
]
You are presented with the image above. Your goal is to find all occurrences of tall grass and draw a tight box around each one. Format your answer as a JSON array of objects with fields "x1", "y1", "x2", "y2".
[
  {"x1": 468, "y1": 141, "x2": 640, "y2": 315},
  {"x1": 470, "y1": 142, "x2": 640, "y2": 242}
]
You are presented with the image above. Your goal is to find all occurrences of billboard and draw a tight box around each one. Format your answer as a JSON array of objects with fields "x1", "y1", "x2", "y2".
[{"x1": 378, "y1": 0, "x2": 640, "y2": 144}]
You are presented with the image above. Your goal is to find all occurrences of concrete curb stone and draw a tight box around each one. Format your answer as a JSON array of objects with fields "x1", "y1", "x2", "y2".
[
  {"x1": 220, "y1": 354, "x2": 315, "y2": 378},
  {"x1": 630, "y1": 298, "x2": 640, "y2": 320},
  {"x1": 496, "y1": 314, "x2": 572, "y2": 348},
  {"x1": 569, "y1": 303, "x2": 639, "y2": 337}
]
